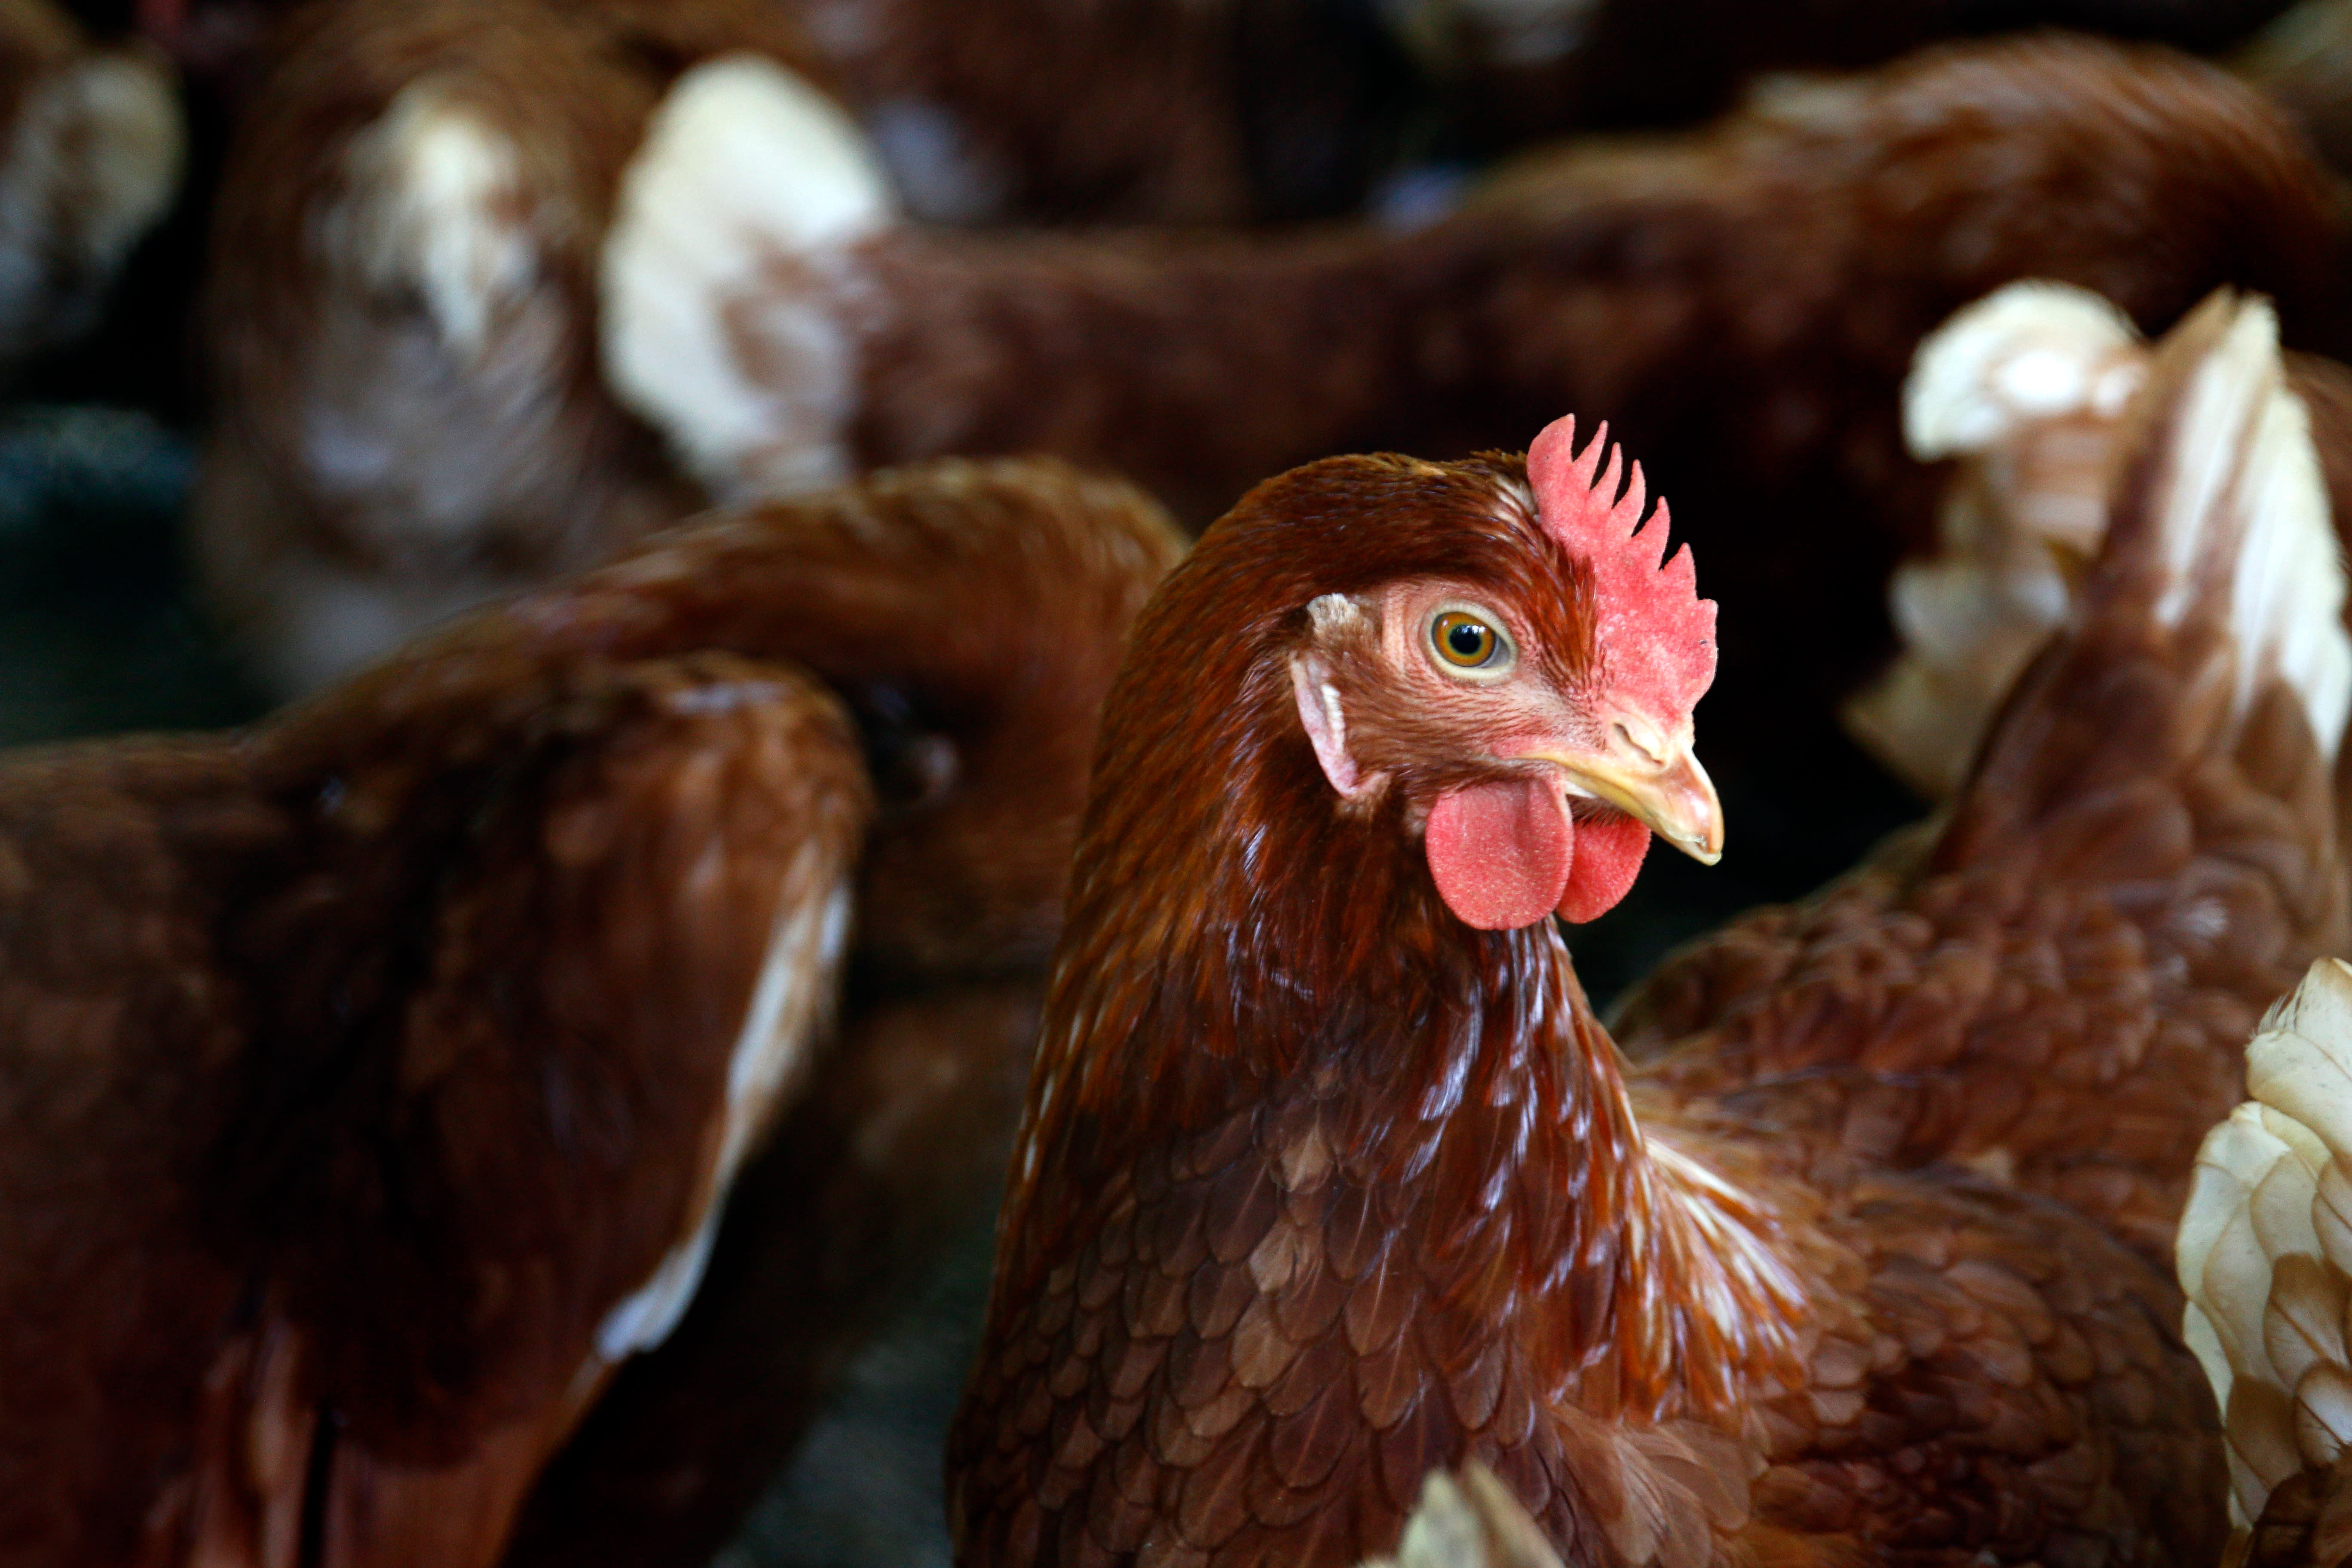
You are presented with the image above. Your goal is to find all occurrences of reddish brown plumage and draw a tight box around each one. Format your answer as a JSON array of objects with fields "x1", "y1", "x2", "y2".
[
  {"x1": 0, "y1": 457, "x2": 1181, "y2": 1567},
  {"x1": 192, "y1": 0, "x2": 821, "y2": 695},
  {"x1": 950, "y1": 301, "x2": 2340, "y2": 1564},
  {"x1": 1395, "y1": 0, "x2": 2300, "y2": 154},
  {"x1": 205, "y1": 31, "x2": 2349, "y2": 704},
  {"x1": 651, "y1": 34, "x2": 2352, "y2": 754},
  {"x1": 504, "y1": 979, "x2": 1047, "y2": 1568}
]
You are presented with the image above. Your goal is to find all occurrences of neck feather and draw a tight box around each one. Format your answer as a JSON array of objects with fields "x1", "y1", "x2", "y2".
[{"x1": 1008, "y1": 655, "x2": 1807, "y2": 1423}]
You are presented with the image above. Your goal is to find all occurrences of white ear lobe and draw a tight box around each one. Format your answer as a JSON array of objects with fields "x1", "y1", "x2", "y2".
[{"x1": 1290, "y1": 652, "x2": 1367, "y2": 797}]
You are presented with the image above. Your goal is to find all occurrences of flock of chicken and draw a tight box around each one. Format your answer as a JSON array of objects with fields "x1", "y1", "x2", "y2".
[{"x1": 14, "y1": 0, "x2": 2352, "y2": 1565}]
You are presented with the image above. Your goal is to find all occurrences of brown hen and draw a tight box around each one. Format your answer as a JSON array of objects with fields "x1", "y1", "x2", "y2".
[
  {"x1": 608, "y1": 31, "x2": 2349, "y2": 765},
  {"x1": 206, "y1": 32, "x2": 2346, "y2": 704},
  {"x1": 192, "y1": 0, "x2": 836, "y2": 697},
  {"x1": 949, "y1": 292, "x2": 2346, "y2": 1565},
  {"x1": 0, "y1": 456, "x2": 1180, "y2": 1568},
  {"x1": 1390, "y1": 0, "x2": 2300, "y2": 152}
]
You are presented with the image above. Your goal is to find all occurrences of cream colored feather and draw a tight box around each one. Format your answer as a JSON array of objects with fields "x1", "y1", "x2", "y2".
[
  {"x1": 1852, "y1": 282, "x2": 2352, "y2": 798},
  {"x1": 1360, "y1": 1466, "x2": 1566, "y2": 1568},
  {"x1": 1847, "y1": 280, "x2": 2148, "y2": 797},
  {"x1": 2181, "y1": 957, "x2": 2352, "y2": 1533}
]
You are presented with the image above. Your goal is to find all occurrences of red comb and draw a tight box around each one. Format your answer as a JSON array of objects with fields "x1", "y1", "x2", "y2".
[{"x1": 1525, "y1": 415, "x2": 1716, "y2": 723}]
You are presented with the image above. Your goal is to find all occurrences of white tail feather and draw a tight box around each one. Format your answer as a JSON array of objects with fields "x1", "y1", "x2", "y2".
[
  {"x1": 333, "y1": 80, "x2": 535, "y2": 362},
  {"x1": 2142, "y1": 298, "x2": 2351, "y2": 757},
  {"x1": 2181, "y1": 959, "x2": 2352, "y2": 1530},
  {"x1": 1851, "y1": 284, "x2": 2352, "y2": 798},
  {"x1": 1848, "y1": 282, "x2": 2150, "y2": 796},
  {"x1": 600, "y1": 54, "x2": 897, "y2": 501}
]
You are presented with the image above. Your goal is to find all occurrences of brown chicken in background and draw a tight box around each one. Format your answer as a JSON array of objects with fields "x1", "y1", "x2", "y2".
[
  {"x1": 1843, "y1": 279, "x2": 2352, "y2": 801},
  {"x1": 192, "y1": 0, "x2": 834, "y2": 699},
  {"x1": 592, "y1": 33, "x2": 2345, "y2": 523},
  {"x1": 602, "y1": 31, "x2": 2351, "y2": 791},
  {"x1": 0, "y1": 456, "x2": 1180, "y2": 1568},
  {"x1": 949, "y1": 291, "x2": 2347, "y2": 1564},
  {"x1": 1386, "y1": 0, "x2": 2299, "y2": 153},
  {"x1": 206, "y1": 29, "x2": 2346, "y2": 730},
  {"x1": 0, "y1": 0, "x2": 178, "y2": 373}
]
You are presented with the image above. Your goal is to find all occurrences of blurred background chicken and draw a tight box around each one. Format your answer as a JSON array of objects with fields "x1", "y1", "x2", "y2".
[
  {"x1": 0, "y1": 456, "x2": 1178, "y2": 1567},
  {"x1": 0, "y1": 0, "x2": 178, "y2": 374},
  {"x1": 1846, "y1": 277, "x2": 2352, "y2": 801},
  {"x1": 1390, "y1": 0, "x2": 2303, "y2": 153},
  {"x1": 7, "y1": 0, "x2": 2352, "y2": 1563},
  {"x1": 202, "y1": 24, "x2": 2352, "y2": 716},
  {"x1": 952, "y1": 292, "x2": 2344, "y2": 1562},
  {"x1": 193, "y1": 0, "x2": 829, "y2": 699}
]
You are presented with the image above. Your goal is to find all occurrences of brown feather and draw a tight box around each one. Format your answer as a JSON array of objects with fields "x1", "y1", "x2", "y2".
[
  {"x1": 953, "y1": 305, "x2": 2333, "y2": 1564},
  {"x1": 0, "y1": 457, "x2": 1181, "y2": 1567}
]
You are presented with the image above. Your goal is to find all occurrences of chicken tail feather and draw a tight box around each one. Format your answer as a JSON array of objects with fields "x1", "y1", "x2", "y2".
[
  {"x1": 1939, "y1": 287, "x2": 2352, "y2": 881},
  {"x1": 1844, "y1": 281, "x2": 2147, "y2": 798},
  {"x1": 2102, "y1": 291, "x2": 2351, "y2": 757},
  {"x1": 2181, "y1": 957, "x2": 2352, "y2": 1549},
  {"x1": 1862, "y1": 284, "x2": 2352, "y2": 802},
  {"x1": 600, "y1": 54, "x2": 897, "y2": 501}
]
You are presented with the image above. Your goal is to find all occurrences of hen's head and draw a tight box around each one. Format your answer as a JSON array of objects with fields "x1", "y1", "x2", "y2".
[{"x1": 1268, "y1": 416, "x2": 1721, "y2": 929}]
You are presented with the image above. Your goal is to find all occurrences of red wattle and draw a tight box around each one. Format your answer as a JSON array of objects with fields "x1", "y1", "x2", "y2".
[
  {"x1": 1425, "y1": 779, "x2": 1574, "y2": 930},
  {"x1": 1557, "y1": 810, "x2": 1651, "y2": 923}
]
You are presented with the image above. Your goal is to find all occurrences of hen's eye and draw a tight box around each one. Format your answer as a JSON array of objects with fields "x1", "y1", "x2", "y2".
[{"x1": 1433, "y1": 610, "x2": 1501, "y2": 668}]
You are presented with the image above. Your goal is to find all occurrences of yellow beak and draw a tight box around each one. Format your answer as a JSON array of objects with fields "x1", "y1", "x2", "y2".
[{"x1": 1519, "y1": 726, "x2": 1724, "y2": 866}]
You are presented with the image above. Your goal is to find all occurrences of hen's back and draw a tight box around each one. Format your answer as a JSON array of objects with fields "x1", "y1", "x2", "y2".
[{"x1": 1618, "y1": 290, "x2": 2350, "y2": 1263}]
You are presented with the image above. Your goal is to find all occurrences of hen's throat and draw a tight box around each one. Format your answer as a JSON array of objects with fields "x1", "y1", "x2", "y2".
[{"x1": 1014, "y1": 717, "x2": 1807, "y2": 1427}]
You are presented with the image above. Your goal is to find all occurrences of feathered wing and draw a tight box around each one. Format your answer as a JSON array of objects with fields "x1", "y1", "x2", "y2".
[
  {"x1": 2177, "y1": 957, "x2": 2352, "y2": 1566},
  {"x1": 0, "y1": 660, "x2": 870, "y2": 1566},
  {"x1": 110, "y1": 646, "x2": 864, "y2": 1568},
  {"x1": 226, "y1": 651, "x2": 869, "y2": 1568},
  {"x1": 1620, "y1": 288, "x2": 2352, "y2": 1264},
  {"x1": 502, "y1": 979, "x2": 1044, "y2": 1568}
]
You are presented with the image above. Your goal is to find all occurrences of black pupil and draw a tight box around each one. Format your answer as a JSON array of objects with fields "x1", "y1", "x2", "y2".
[{"x1": 1446, "y1": 620, "x2": 1489, "y2": 659}]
